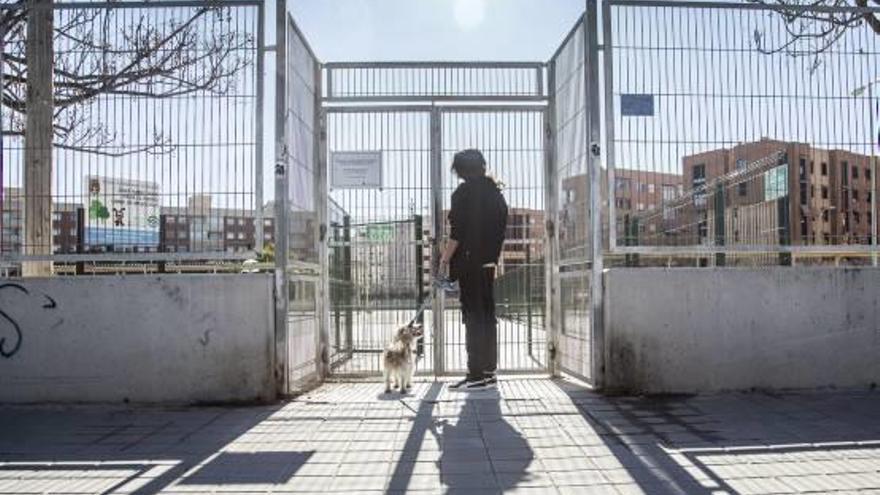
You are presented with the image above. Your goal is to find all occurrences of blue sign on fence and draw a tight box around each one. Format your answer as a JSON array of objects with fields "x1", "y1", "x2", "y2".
[{"x1": 621, "y1": 94, "x2": 655, "y2": 117}]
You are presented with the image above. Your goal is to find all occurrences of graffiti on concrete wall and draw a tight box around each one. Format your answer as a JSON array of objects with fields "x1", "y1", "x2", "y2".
[{"x1": 0, "y1": 283, "x2": 59, "y2": 359}]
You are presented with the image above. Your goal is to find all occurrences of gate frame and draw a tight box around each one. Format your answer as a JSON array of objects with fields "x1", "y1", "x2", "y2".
[{"x1": 275, "y1": 5, "x2": 611, "y2": 387}]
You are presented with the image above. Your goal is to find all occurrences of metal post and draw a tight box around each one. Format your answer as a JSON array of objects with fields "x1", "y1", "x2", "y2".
[
  {"x1": 332, "y1": 223, "x2": 341, "y2": 352},
  {"x1": 870, "y1": 83, "x2": 877, "y2": 267},
  {"x1": 273, "y1": 0, "x2": 290, "y2": 396},
  {"x1": 254, "y1": 1, "x2": 265, "y2": 254},
  {"x1": 585, "y1": 0, "x2": 605, "y2": 388},
  {"x1": 75, "y1": 207, "x2": 85, "y2": 275},
  {"x1": 526, "y1": 237, "x2": 533, "y2": 357},
  {"x1": 602, "y1": 0, "x2": 616, "y2": 253},
  {"x1": 544, "y1": 62, "x2": 560, "y2": 377},
  {"x1": 343, "y1": 215, "x2": 353, "y2": 354},
  {"x1": 157, "y1": 213, "x2": 166, "y2": 274},
  {"x1": 778, "y1": 195, "x2": 792, "y2": 266},
  {"x1": 314, "y1": 71, "x2": 329, "y2": 380},
  {"x1": 430, "y1": 107, "x2": 444, "y2": 376},
  {"x1": 414, "y1": 214, "x2": 425, "y2": 357},
  {"x1": 714, "y1": 183, "x2": 726, "y2": 267}
]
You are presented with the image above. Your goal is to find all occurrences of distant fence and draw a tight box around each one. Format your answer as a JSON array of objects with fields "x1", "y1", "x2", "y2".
[
  {"x1": 603, "y1": 0, "x2": 880, "y2": 266},
  {"x1": 0, "y1": 1, "x2": 263, "y2": 276}
]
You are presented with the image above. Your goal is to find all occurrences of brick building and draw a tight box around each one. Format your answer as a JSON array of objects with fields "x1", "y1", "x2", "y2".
[{"x1": 676, "y1": 139, "x2": 877, "y2": 247}]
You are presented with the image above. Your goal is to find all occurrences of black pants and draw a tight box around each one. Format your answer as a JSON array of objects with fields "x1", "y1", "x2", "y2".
[{"x1": 458, "y1": 266, "x2": 497, "y2": 380}]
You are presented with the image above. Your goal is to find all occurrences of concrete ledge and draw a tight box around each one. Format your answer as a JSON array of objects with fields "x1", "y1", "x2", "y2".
[
  {"x1": 0, "y1": 274, "x2": 275, "y2": 404},
  {"x1": 605, "y1": 267, "x2": 880, "y2": 394}
]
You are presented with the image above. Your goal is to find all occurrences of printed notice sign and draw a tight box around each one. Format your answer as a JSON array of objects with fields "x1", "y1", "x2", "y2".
[
  {"x1": 331, "y1": 151, "x2": 383, "y2": 189},
  {"x1": 84, "y1": 175, "x2": 160, "y2": 246}
]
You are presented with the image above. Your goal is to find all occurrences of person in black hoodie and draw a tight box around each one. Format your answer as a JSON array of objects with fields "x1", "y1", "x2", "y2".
[{"x1": 440, "y1": 149, "x2": 508, "y2": 389}]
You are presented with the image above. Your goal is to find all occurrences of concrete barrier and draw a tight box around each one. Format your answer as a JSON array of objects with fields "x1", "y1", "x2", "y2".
[
  {"x1": 0, "y1": 275, "x2": 275, "y2": 403},
  {"x1": 604, "y1": 268, "x2": 880, "y2": 394}
]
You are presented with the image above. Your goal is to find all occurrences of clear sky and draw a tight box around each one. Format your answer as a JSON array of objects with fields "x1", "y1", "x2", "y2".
[{"x1": 281, "y1": 0, "x2": 584, "y2": 62}]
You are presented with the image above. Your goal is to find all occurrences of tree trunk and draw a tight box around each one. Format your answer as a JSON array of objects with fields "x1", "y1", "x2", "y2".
[{"x1": 23, "y1": 0, "x2": 53, "y2": 277}]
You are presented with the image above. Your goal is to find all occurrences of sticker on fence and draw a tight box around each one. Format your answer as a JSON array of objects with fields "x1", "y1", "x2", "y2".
[
  {"x1": 331, "y1": 151, "x2": 383, "y2": 189},
  {"x1": 620, "y1": 94, "x2": 655, "y2": 117}
]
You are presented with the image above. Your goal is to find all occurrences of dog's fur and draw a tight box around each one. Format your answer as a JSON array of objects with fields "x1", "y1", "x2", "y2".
[{"x1": 383, "y1": 324, "x2": 422, "y2": 393}]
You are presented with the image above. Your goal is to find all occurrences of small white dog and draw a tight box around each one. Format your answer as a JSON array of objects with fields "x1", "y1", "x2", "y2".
[{"x1": 383, "y1": 324, "x2": 423, "y2": 393}]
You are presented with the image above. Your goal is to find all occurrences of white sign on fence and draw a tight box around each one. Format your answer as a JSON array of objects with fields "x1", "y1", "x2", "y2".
[
  {"x1": 84, "y1": 175, "x2": 160, "y2": 245},
  {"x1": 331, "y1": 151, "x2": 383, "y2": 189}
]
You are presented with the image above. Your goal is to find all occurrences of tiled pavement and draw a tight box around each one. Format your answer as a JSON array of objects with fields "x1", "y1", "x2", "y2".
[{"x1": 1, "y1": 377, "x2": 879, "y2": 494}]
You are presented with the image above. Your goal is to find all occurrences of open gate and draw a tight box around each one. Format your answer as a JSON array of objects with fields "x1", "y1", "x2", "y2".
[{"x1": 276, "y1": 3, "x2": 607, "y2": 389}]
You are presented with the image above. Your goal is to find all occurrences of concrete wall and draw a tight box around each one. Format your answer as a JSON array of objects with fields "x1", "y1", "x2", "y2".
[
  {"x1": 605, "y1": 268, "x2": 880, "y2": 394},
  {"x1": 0, "y1": 275, "x2": 275, "y2": 403}
]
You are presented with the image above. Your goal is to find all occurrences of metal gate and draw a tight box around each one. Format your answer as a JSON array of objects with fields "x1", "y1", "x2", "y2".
[
  {"x1": 318, "y1": 60, "x2": 551, "y2": 377},
  {"x1": 547, "y1": 8, "x2": 605, "y2": 386},
  {"x1": 321, "y1": 104, "x2": 550, "y2": 377},
  {"x1": 276, "y1": 6, "x2": 606, "y2": 386}
]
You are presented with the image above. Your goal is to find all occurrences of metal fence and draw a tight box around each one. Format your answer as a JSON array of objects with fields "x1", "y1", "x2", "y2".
[
  {"x1": 604, "y1": 0, "x2": 880, "y2": 266},
  {"x1": 0, "y1": 1, "x2": 263, "y2": 276}
]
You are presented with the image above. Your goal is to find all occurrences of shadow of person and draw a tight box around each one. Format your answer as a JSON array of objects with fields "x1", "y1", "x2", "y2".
[{"x1": 439, "y1": 390, "x2": 534, "y2": 493}]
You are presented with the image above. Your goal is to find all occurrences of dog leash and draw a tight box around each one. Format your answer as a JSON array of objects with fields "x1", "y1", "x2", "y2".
[{"x1": 406, "y1": 275, "x2": 459, "y2": 327}]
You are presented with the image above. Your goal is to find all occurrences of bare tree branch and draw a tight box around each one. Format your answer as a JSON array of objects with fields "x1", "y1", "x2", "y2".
[
  {"x1": 1, "y1": 1, "x2": 254, "y2": 157},
  {"x1": 749, "y1": 0, "x2": 879, "y2": 71}
]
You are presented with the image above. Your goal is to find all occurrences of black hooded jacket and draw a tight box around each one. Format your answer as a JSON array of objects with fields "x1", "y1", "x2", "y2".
[{"x1": 448, "y1": 176, "x2": 508, "y2": 280}]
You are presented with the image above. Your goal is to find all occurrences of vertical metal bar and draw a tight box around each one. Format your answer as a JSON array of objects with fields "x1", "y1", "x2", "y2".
[
  {"x1": 430, "y1": 107, "x2": 444, "y2": 376},
  {"x1": 326, "y1": 67, "x2": 333, "y2": 99},
  {"x1": 871, "y1": 83, "x2": 877, "y2": 267},
  {"x1": 585, "y1": 0, "x2": 605, "y2": 389},
  {"x1": 343, "y1": 214, "x2": 353, "y2": 355},
  {"x1": 414, "y1": 213, "x2": 425, "y2": 357},
  {"x1": 273, "y1": 0, "x2": 289, "y2": 396},
  {"x1": 602, "y1": 0, "x2": 617, "y2": 252},
  {"x1": 255, "y1": 1, "x2": 265, "y2": 254},
  {"x1": 544, "y1": 62, "x2": 560, "y2": 377},
  {"x1": 315, "y1": 70, "x2": 329, "y2": 381}
]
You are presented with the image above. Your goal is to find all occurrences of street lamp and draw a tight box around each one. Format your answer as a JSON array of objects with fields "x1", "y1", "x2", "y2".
[{"x1": 852, "y1": 79, "x2": 879, "y2": 266}]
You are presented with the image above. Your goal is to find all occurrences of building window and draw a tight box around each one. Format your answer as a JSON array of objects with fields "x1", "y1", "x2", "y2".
[
  {"x1": 692, "y1": 164, "x2": 706, "y2": 187},
  {"x1": 799, "y1": 158, "x2": 806, "y2": 178},
  {"x1": 647, "y1": 183, "x2": 655, "y2": 194},
  {"x1": 853, "y1": 190, "x2": 859, "y2": 201},
  {"x1": 800, "y1": 183, "x2": 808, "y2": 205},
  {"x1": 237, "y1": 232, "x2": 245, "y2": 240},
  {"x1": 866, "y1": 168, "x2": 872, "y2": 181},
  {"x1": 662, "y1": 184, "x2": 677, "y2": 202},
  {"x1": 852, "y1": 166, "x2": 859, "y2": 180},
  {"x1": 800, "y1": 217, "x2": 808, "y2": 237},
  {"x1": 841, "y1": 162, "x2": 849, "y2": 186},
  {"x1": 616, "y1": 177, "x2": 632, "y2": 193},
  {"x1": 226, "y1": 232, "x2": 235, "y2": 240},
  {"x1": 823, "y1": 233, "x2": 831, "y2": 244},
  {"x1": 868, "y1": 191, "x2": 873, "y2": 204},
  {"x1": 821, "y1": 186, "x2": 829, "y2": 199},
  {"x1": 638, "y1": 203, "x2": 645, "y2": 211},
  {"x1": 821, "y1": 162, "x2": 828, "y2": 176},
  {"x1": 822, "y1": 209, "x2": 829, "y2": 222},
  {"x1": 810, "y1": 161, "x2": 815, "y2": 175},
  {"x1": 238, "y1": 218, "x2": 245, "y2": 226},
  {"x1": 854, "y1": 211, "x2": 861, "y2": 224}
]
